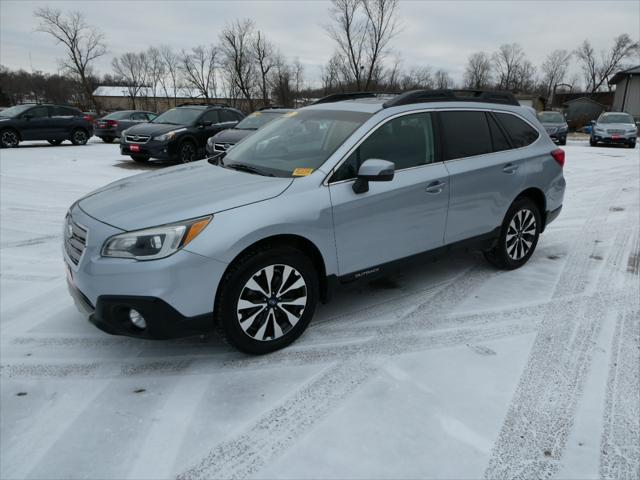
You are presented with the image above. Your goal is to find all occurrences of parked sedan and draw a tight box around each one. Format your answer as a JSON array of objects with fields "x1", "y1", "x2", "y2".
[
  {"x1": 538, "y1": 111, "x2": 568, "y2": 145},
  {"x1": 590, "y1": 112, "x2": 637, "y2": 148},
  {"x1": 94, "y1": 110, "x2": 157, "y2": 143},
  {"x1": 206, "y1": 108, "x2": 293, "y2": 156}
]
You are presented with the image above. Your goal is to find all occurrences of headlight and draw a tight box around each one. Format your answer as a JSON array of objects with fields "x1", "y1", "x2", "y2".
[
  {"x1": 153, "y1": 128, "x2": 186, "y2": 142},
  {"x1": 547, "y1": 127, "x2": 557, "y2": 134},
  {"x1": 101, "y1": 216, "x2": 211, "y2": 260},
  {"x1": 594, "y1": 127, "x2": 605, "y2": 133}
]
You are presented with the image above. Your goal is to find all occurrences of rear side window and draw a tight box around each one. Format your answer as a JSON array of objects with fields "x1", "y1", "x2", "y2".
[
  {"x1": 495, "y1": 112, "x2": 539, "y2": 148},
  {"x1": 131, "y1": 112, "x2": 148, "y2": 121},
  {"x1": 201, "y1": 110, "x2": 219, "y2": 124},
  {"x1": 51, "y1": 106, "x2": 78, "y2": 117},
  {"x1": 439, "y1": 111, "x2": 492, "y2": 160},
  {"x1": 487, "y1": 113, "x2": 511, "y2": 152},
  {"x1": 331, "y1": 112, "x2": 436, "y2": 182},
  {"x1": 219, "y1": 110, "x2": 238, "y2": 123},
  {"x1": 27, "y1": 106, "x2": 49, "y2": 118}
]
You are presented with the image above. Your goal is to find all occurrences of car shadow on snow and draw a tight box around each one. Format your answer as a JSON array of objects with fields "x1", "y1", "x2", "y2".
[{"x1": 112, "y1": 159, "x2": 174, "y2": 171}]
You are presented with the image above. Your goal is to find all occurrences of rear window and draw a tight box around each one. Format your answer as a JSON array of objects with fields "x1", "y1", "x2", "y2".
[
  {"x1": 495, "y1": 112, "x2": 539, "y2": 148},
  {"x1": 104, "y1": 111, "x2": 132, "y2": 120},
  {"x1": 487, "y1": 113, "x2": 511, "y2": 152},
  {"x1": 439, "y1": 111, "x2": 492, "y2": 160}
]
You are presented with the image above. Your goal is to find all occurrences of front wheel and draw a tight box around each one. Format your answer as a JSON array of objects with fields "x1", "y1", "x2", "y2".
[
  {"x1": 484, "y1": 198, "x2": 541, "y2": 270},
  {"x1": 215, "y1": 246, "x2": 319, "y2": 354},
  {"x1": 178, "y1": 141, "x2": 197, "y2": 163},
  {"x1": 70, "y1": 128, "x2": 89, "y2": 145},
  {"x1": 559, "y1": 137, "x2": 566, "y2": 146},
  {"x1": 629, "y1": 140, "x2": 636, "y2": 149},
  {"x1": 590, "y1": 138, "x2": 597, "y2": 147}
]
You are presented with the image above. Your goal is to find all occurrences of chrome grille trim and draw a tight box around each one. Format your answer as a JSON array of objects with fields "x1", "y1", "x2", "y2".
[
  {"x1": 213, "y1": 142, "x2": 234, "y2": 152},
  {"x1": 606, "y1": 129, "x2": 624, "y2": 134},
  {"x1": 64, "y1": 215, "x2": 88, "y2": 266},
  {"x1": 125, "y1": 134, "x2": 150, "y2": 144}
]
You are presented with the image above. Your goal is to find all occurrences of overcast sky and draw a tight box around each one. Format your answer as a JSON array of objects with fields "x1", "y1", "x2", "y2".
[{"x1": 1, "y1": 0, "x2": 639, "y2": 88}]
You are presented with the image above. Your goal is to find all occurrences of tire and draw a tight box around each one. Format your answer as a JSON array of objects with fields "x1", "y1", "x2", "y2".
[
  {"x1": 0, "y1": 128, "x2": 20, "y2": 148},
  {"x1": 101, "y1": 137, "x2": 115, "y2": 143},
  {"x1": 178, "y1": 140, "x2": 197, "y2": 163},
  {"x1": 215, "y1": 246, "x2": 319, "y2": 354},
  {"x1": 590, "y1": 138, "x2": 597, "y2": 147},
  {"x1": 483, "y1": 198, "x2": 541, "y2": 270},
  {"x1": 70, "y1": 128, "x2": 89, "y2": 145},
  {"x1": 47, "y1": 139, "x2": 63, "y2": 146},
  {"x1": 559, "y1": 138, "x2": 566, "y2": 146},
  {"x1": 130, "y1": 155, "x2": 150, "y2": 163},
  {"x1": 629, "y1": 141, "x2": 636, "y2": 149}
]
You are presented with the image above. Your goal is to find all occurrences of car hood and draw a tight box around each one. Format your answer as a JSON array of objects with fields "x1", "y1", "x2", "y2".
[
  {"x1": 595, "y1": 123, "x2": 636, "y2": 130},
  {"x1": 210, "y1": 128, "x2": 254, "y2": 144},
  {"x1": 541, "y1": 122, "x2": 567, "y2": 128},
  {"x1": 123, "y1": 122, "x2": 187, "y2": 136},
  {"x1": 78, "y1": 161, "x2": 293, "y2": 230}
]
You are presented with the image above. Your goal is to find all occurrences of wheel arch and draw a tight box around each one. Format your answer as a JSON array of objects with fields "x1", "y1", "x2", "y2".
[
  {"x1": 514, "y1": 187, "x2": 548, "y2": 230},
  {"x1": 215, "y1": 233, "x2": 331, "y2": 309}
]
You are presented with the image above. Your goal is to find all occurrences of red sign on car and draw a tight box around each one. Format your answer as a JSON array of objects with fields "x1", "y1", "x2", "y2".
[{"x1": 130, "y1": 144, "x2": 140, "y2": 152}]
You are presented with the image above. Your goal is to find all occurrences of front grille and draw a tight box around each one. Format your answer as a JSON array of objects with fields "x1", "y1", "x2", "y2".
[
  {"x1": 64, "y1": 215, "x2": 88, "y2": 266},
  {"x1": 606, "y1": 129, "x2": 624, "y2": 135},
  {"x1": 213, "y1": 142, "x2": 234, "y2": 152},
  {"x1": 125, "y1": 134, "x2": 150, "y2": 144}
]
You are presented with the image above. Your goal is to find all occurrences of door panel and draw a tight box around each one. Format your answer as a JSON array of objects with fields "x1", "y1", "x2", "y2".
[
  {"x1": 330, "y1": 164, "x2": 450, "y2": 275},
  {"x1": 20, "y1": 106, "x2": 52, "y2": 140},
  {"x1": 49, "y1": 106, "x2": 76, "y2": 138}
]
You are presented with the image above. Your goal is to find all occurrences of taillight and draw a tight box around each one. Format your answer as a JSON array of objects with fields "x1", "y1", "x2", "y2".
[
  {"x1": 551, "y1": 148, "x2": 565, "y2": 168},
  {"x1": 106, "y1": 120, "x2": 118, "y2": 127},
  {"x1": 83, "y1": 115, "x2": 93, "y2": 122}
]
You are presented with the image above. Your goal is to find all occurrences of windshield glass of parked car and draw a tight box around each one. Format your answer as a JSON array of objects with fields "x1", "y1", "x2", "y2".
[
  {"x1": 538, "y1": 112, "x2": 564, "y2": 123},
  {"x1": 151, "y1": 108, "x2": 202, "y2": 126},
  {"x1": 598, "y1": 113, "x2": 634, "y2": 124},
  {"x1": 103, "y1": 111, "x2": 133, "y2": 120},
  {"x1": 236, "y1": 111, "x2": 287, "y2": 130},
  {"x1": 223, "y1": 109, "x2": 372, "y2": 178},
  {"x1": 0, "y1": 105, "x2": 34, "y2": 118}
]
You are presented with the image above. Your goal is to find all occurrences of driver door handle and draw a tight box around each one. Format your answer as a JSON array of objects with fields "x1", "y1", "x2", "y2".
[
  {"x1": 502, "y1": 163, "x2": 519, "y2": 174},
  {"x1": 425, "y1": 181, "x2": 446, "y2": 194}
]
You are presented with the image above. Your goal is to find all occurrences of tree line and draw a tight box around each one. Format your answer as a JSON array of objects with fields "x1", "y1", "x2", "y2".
[{"x1": 0, "y1": 1, "x2": 637, "y2": 113}]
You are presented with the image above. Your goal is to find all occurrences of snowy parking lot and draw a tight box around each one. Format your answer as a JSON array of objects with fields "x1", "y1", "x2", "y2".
[{"x1": 1, "y1": 138, "x2": 638, "y2": 479}]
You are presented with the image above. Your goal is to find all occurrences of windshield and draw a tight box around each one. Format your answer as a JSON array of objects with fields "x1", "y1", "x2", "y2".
[
  {"x1": 236, "y1": 111, "x2": 288, "y2": 130},
  {"x1": 151, "y1": 108, "x2": 201, "y2": 125},
  {"x1": 0, "y1": 105, "x2": 34, "y2": 118},
  {"x1": 598, "y1": 113, "x2": 634, "y2": 124},
  {"x1": 223, "y1": 109, "x2": 372, "y2": 178},
  {"x1": 538, "y1": 112, "x2": 564, "y2": 123},
  {"x1": 103, "y1": 111, "x2": 132, "y2": 120}
]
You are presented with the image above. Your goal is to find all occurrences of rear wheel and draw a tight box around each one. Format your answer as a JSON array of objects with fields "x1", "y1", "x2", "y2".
[
  {"x1": 100, "y1": 136, "x2": 115, "y2": 143},
  {"x1": 70, "y1": 128, "x2": 89, "y2": 145},
  {"x1": 47, "y1": 139, "x2": 63, "y2": 146},
  {"x1": 0, "y1": 129, "x2": 20, "y2": 148},
  {"x1": 130, "y1": 155, "x2": 150, "y2": 163},
  {"x1": 484, "y1": 198, "x2": 541, "y2": 270},
  {"x1": 215, "y1": 246, "x2": 319, "y2": 354}
]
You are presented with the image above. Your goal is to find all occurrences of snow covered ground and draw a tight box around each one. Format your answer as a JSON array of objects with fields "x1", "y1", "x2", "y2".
[{"x1": 1, "y1": 138, "x2": 638, "y2": 480}]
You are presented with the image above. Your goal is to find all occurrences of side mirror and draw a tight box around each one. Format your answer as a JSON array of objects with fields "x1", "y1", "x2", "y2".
[
  {"x1": 590, "y1": 120, "x2": 596, "y2": 126},
  {"x1": 352, "y1": 159, "x2": 395, "y2": 194},
  {"x1": 200, "y1": 121, "x2": 213, "y2": 128}
]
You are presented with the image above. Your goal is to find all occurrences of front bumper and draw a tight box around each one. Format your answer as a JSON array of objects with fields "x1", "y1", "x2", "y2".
[
  {"x1": 120, "y1": 139, "x2": 176, "y2": 159},
  {"x1": 64, "y1": 204, "x2": 228, "y2": 339},
  {"x1": 591, "y1": 133, "x2": 636, "y2": 145}
]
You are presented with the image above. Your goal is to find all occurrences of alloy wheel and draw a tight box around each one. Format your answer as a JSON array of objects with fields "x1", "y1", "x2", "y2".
[
  {"x1": 237, "y1": 264, "x2": 308, "y2": 342},
  {"x1": 506, "y1": 208, "x2": 536, "y2": 260},
  {"x1": 73, "y1": 130, "x2": 87, "y2": 144},
  {"x1": 1, "y1": 130, "x2": 19, "y2": 147},
  {"x1": 180, "y1": 143, "x2": 196, "y2": 162}
]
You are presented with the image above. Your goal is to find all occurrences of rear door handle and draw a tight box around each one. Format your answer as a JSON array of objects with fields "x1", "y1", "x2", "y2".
[
  {"x1": 502, "y1": 163, "x2": 519, "y2": 174},
  {"x1": 425, "y1": 181, "x2": 446, "y2": 194}
]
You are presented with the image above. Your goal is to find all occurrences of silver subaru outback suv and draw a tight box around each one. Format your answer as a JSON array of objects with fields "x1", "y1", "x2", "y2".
[{"x1": 64, "y1": 90, "x2": 566, "y2": 354}]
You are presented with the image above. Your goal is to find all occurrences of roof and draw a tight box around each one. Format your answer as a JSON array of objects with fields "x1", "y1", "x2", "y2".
[
  {"x1": 563, "y1": 96, "x2": 607, "y2": 107},
  {"x1": 609, "y1": 65, "x2": 640, "y2": 85},
  {"x1": 93, "y1": 86, "x2": 205, "y2": 98}
]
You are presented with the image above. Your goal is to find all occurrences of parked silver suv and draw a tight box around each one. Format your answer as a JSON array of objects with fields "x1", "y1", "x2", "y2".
[{"x1": 64, "y1": 90, "x2": 566, "y2": 354}]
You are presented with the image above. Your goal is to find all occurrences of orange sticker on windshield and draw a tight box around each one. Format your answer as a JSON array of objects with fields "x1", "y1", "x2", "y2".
[
  {"x1": 284, "y1": 111, "x2": 298, "y2": 117},
  {"x1": 292, "y1": 168, "x2": 314, "y2": 177}
]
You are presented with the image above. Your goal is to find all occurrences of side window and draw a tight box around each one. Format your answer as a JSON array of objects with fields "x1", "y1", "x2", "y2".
[
  {"x1": 487, "y1": 113, "x2": 511, "y2": 152},
  {"x1": 131, "y1": 112, "x2": 148, "y2": 121},
  {"x1": 26, "y1": 106, "x2": 49, "y2": 118},
  {"x1": 495, "y1": 112, "x2": 539, "y2": 148},
  {"x1": 219, "y1": 110, "x2": 237, "y2": 123},
  {"x1": 439, "y1": 111, "x2": 491, "y2": 160},
  {"x1": 233, "y1": 111, "x2": 245, "y2": 122},
  {"x1": 201, "y1": 110, "x2": 219, "y2": 124},
  {"x1": 146, "y1": 113, "x2": 158, "y2": 121},
  {"x1": 50, "y1": 107, "x2": 76, "y2": 117},
  {"x1": 331, "y1": 112, "x2": 435, "y2": 182}
]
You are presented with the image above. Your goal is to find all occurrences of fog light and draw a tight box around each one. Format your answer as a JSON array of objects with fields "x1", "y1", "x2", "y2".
[{"x1": 129, "y1": 309, "x2": 146, "y2": 329}]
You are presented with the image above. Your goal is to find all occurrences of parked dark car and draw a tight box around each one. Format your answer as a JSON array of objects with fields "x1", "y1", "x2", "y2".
[
  {"x1": 120, "y1": 104, "x2": 244, "y2": 163},
  {"x1": 0, "y1": 104, "x2": 93, "y2": 148},
  {"x1": 205, "y1": 107, "x2": 294, "y2": 156},
  {"x1": 537, "y1": 111, "x2": 568, "y2": 145},
  {"x1": 95, "y1": 110, "x2": 157, "y2": 143}
]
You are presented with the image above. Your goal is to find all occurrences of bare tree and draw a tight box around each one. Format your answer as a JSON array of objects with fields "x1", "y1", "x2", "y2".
[
  {"x1": 220, "y1": 19, "x2": 257, "y2": 110},
  {"x1": 577, "y1": 34, "x2": 638, "y2": 93},
  {"x1": 34, "y1": 7, "x2": 106, "y2": 112},
  {"x1": 400, "y1": 66, "x2": 433, "y2": 90},
  {"x1": 434, "y1": 69, "x2": 454, "y2": 89},
  {"x1": 512, "y1": 59, "x2": 536, "y2": 92},
  {"x1": 321, "y1": 53, "x2": 344, "y2": 93},
  {"x1": 325, "y1": 0, "x2": 400, "y2": 91},
  {"x1": 145, "y1": 47, "x2": 166, "y2": 111},
  {"x1": 181, "y1": 45, "x2": 219, "y2": 102},
  {"x1": 253, "y1": 30, "x2": 275, "y2": 105},
  {"x1": 270, "y1": 53, "x2": 294, "y2": 106},
  {"x1": 159, "y1": 45, "x2": 181, "y2": 107},
  {"x1": 493, "y1": 43, "x2": 526, "y2": 91},
  {"x1": 540, "y1": 49, "x2": 572, "y2": 103},
  {"x1": 464, "y1": 52, "x2": 493, "y2": 89},
  {"x1": 112, "y1": 52, "x2": 147, "y2": 109}
]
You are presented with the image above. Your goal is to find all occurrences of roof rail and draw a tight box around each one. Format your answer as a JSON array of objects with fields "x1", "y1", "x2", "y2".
[
  {"x1": 312, "y1": 92, "x2": 379, "y2": 105},
  {"x1": 382, "y1": 89, "x2": 520, "y2": 108}
]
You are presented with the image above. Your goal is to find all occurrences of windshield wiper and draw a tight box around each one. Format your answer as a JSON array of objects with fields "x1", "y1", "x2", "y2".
[{"x1": 224, "y1": 163, "x2": 273, "y2": 176}]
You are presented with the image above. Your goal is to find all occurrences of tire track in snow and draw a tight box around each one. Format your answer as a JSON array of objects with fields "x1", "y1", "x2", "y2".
[{"x1": 599, "y1": 310, "x2": 640, "y2": 480}]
